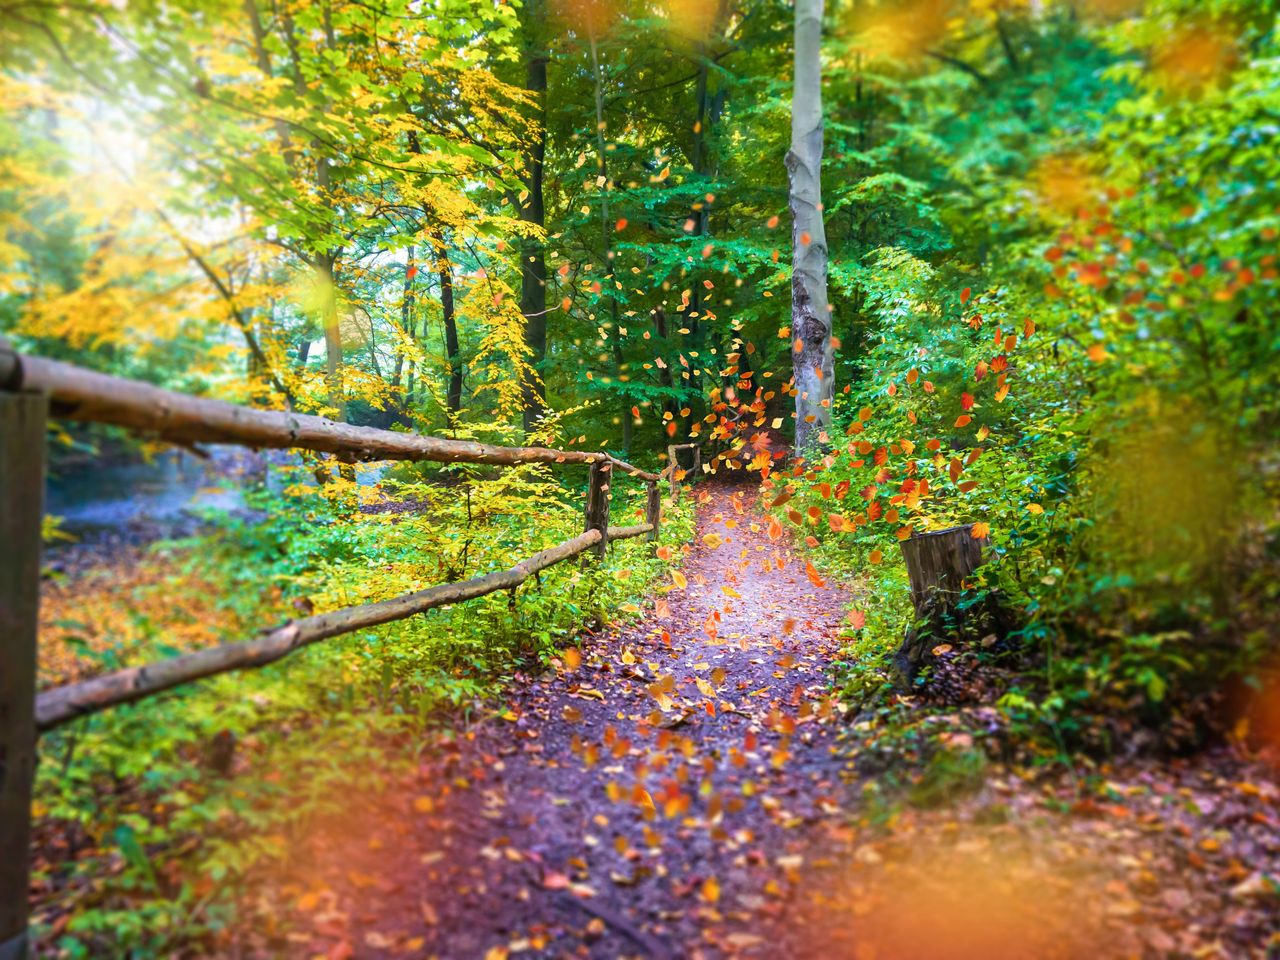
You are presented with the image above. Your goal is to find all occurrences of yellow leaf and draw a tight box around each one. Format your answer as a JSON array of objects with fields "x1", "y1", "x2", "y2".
[{"x1": 701, "y1": 876, "x2": 721, "y2": 903}]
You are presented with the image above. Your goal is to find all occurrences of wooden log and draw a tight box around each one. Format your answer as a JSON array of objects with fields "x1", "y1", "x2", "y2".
[
  {"x1": 583, "y1": 461, "x2": 611, "y2": 560},
  {"x1": 644, "y1": 481, "x2": 661, "y2": 541},
  {"x1": 606, "y1": 523, "x2": 653, "y2": 541},
  {"x1": 894, "y1": 524, "x2": 992, "y2": 680},
  {"x1": 0, "y1": 349, "x2": 659, "y2": 481},
  {"x1": 0, "y1": 391, "x2": 45, "y2": 959},
  {"x1": 35, "y1": 530, "x2": 603, "y2": 732},
  {"x1": 605, "y1": 455, "x2": 659, "y2": 482}
]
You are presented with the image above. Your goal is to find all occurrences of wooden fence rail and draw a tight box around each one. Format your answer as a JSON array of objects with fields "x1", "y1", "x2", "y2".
[
  {"x1": 0, "y1": 348, "x2": 667, "y2": 958},
  {"x1": 34, "y1": 523, "x2": 652, "y2": 732},
  {"x1": 0, "y1": 348, "x2": 660, "y2": 481}
]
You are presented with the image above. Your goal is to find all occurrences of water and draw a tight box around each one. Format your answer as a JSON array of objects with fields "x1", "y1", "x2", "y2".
[
  {"x1": 44, "y1": 449, "x2": 255, "y2": 536},
  {"x1": 45, "y1": 447, "x2": 389, "y2": 541}
]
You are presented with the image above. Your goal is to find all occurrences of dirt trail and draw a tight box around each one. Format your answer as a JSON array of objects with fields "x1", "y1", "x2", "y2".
[
  {"x1": 236, "y1": 483, "x2": 1280, "y2": 960},
  {"x1": 260, "y1": 481, "x2": 856, "y2": 958}
]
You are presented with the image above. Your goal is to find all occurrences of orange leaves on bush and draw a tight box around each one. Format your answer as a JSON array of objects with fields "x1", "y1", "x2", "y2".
[
  {"x1": 868, "y1": 549, "x2": 884, "y2": 564},
  {"x1": 906, "y1": 368, "x2": 919, "y2": 384},
  {"x1": 955, "y1": 414, "x2": 973, "y2": 428},
  {"x1": 767, "y1": 215, "x2": 780, "y2": 228},
  {"x1": 949, "y1": 457, "x2": 962, "y2": 482},
  {"x1": 767, "y1": 517, "x2": 783, "y2": 541},
  {"x1": 971, "y1": 521, "x2": 991, "y2": 539},
  {"x1": 960, "y1": 286, "x2": 971, "y2": 304},
  {"x1": 858, "y1": 406, "x2": 873, "y2": 422},
  {"x1": 849, "y1": 609, "x2": 866, "y2": 630},
  {"x1": 960, "y1": 392, "x2": 975, "y2": 411}
]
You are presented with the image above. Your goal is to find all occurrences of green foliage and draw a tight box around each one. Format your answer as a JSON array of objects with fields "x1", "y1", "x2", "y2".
[
  {"x1": 31, "y1": 465, "x2": 694, "y2": 956},
  {"x1": 768, "y1": 0, "x2": 1280, "y2": 760}
]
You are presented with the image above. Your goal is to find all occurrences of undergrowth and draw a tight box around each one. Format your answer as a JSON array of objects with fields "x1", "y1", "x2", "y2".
[{"x1": 31, "y1": 459, "x2": 693, "y2": 957}]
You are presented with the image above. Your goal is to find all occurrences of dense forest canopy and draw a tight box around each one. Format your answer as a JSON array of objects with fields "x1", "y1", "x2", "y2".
[{"x1": 3, "y1": 0, "x2": 1279, "y2": 954}]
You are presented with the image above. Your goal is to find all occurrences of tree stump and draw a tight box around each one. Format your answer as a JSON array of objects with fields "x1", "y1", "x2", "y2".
[{"x1": 894, "y1": 524, "x2": 996, "y2": 683}]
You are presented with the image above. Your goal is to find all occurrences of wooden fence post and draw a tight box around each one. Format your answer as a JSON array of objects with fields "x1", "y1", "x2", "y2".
[
  {"x1": 1, "y1": 390, "x2": 46, "y2": 960},
  {"x1": 666, "y1": 444, "x2": 682, "y2": 503},
  {"x1": 645, "y1": 480, "x2": 661, "y2": 541},
  {"x1": 584, "y1": 460, "x2": 610, "y2": 559},
  {"x1": 666, "y1": 443, "x2": 700, "y2": 504}
]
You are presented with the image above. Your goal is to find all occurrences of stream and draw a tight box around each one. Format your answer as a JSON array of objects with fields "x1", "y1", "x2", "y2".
[{"x1": 44, "y1": 448, "x2": 386, "y2": 556}]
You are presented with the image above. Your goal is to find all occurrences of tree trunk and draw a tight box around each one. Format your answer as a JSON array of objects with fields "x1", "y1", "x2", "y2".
[
  {"x1": 392, "y1": 245, "x2": 415, "y2": 392},
  {"x1": 893, "y1": 524, "x2": 1003, "y2": 681},
  {"x1": 587, "y1": 28, "x2": 631, "y2": 456},
  {"x1": 787, "y1": 0, "x2": 833, "y2": 457},
  {"x1": 318, "y1": 253, "x2": 345, "y2": 421},
  {"x1": 652, "y1": 307, "x2": 677, "y2": 419},
  {"x1": 520, "y1": 3, "x2": 548, "y2": 432},
  {"x1": 438, "y1": 236, "x2": 462, "y2": 426}
]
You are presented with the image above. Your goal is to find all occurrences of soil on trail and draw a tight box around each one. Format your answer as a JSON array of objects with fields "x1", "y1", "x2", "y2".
[{"x1": 255, "y1": 481, "x2": 857, "y2": 958}]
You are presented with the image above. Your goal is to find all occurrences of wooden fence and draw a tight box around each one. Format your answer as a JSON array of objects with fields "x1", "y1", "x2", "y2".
[{"x1": 0, "y1": 345, "x2": 666, "y2": 959}]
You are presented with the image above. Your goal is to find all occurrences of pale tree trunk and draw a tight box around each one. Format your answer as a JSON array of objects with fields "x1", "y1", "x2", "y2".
[
  {"x1": 318, "y1": 253, "x2": 345, "y2": 421},
  {"x1": 787, "y1": 0, "x2": 833, "y2": 456}
]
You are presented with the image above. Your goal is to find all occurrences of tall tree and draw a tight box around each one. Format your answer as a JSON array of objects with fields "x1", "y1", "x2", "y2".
[
  {"x1": 787, "y1": 0, "x2": 833, "y2": 455},
  {"x1": 519, "y1": 0, "x2": 549, "y2": 433}
]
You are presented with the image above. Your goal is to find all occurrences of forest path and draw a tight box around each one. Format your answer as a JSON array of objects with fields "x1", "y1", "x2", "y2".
[{"x1": 263, "y1": 480, "x2": 857, "y2": 959}]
